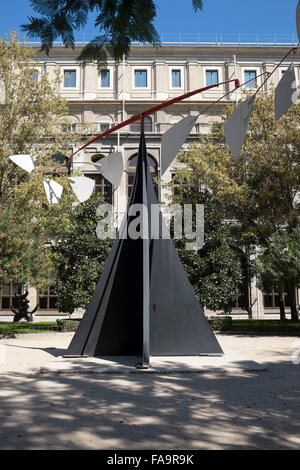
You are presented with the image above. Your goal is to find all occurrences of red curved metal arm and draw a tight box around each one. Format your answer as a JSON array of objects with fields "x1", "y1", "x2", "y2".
[{"x1": 68, "y1": 78, "x2": 240, "y2": 163}]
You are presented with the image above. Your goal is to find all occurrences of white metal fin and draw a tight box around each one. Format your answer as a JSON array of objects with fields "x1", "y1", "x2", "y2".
[
  {"x1": 93, "y1": 151, "x2": 123, "y2": 188},
  {"x1": 68, "y1": 176, "x2": 95, "y2": 203},
  {"x1": 275, "y1": 65, "x2": 298, "y2": 120},
  {"x1": 297, "y1": 0, "x2": 300, "y2": 42},
  {"x1": 224, "y1": 95, "x2": 256, "y2": 161},
  {"x1": 43, "y1": 178, "x2": 63, "y2": 204},
  {"x1": 161, "y1": 116, "x2": 198, "y2": 175},
  {"x1": 9, "y1": 154, "x2": 35, "y2": 173}
]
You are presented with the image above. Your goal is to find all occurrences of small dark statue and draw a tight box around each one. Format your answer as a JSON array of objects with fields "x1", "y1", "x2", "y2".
[{"x1": 10, "y1": 291, "x2": 39, "y2": 322}]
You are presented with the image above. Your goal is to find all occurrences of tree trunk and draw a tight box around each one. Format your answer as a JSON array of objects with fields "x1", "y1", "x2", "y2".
[
  {"x1": 247, "y1": 304, "x2": 253, "y2": 320},
  {"x1": 279, "y1": 289, "x2": 286, "y2": 321},
  {"x1": 287, "y1": 284, "x2": 299, "y2": 322}
]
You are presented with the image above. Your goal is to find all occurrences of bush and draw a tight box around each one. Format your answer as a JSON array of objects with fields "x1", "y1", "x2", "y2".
[
  {"x1": 56, "y1": 319, "x2": 80, "y2": 332},
  {"x1": 209, "y1": 316, "x2": 232, "y2": 331}
]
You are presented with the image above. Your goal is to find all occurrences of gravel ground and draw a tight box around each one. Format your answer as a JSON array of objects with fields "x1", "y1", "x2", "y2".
[{"x1": 0, "y1": 332, "x2": 299, "y2": 450}]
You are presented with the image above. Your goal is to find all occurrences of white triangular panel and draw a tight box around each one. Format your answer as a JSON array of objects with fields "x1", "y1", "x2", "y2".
[
  {"x1": 68, "y1": 176, "x2": 95, "y2": 203},
  {"x1": 275, "y1": 65, "x2": 298, "y2": 120},
  {"x1": 224, "y1": 95, "x2": 256, "y2": 161},
  {"x1": 43, "y1": 178, "x2": 63, "y2": 204},
  {"x1": 9, "y1": 154, "x2": 35, "y2": 173},
  {"x1": 161, "y1": 116, "x2": 198, "y2": 175},
  {"x1": 93, "y1": 151, "x2": 123, "y2": 188}
]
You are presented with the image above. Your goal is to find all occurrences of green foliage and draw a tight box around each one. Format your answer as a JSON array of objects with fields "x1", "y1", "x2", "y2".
[
  {"x1": 22, "y1": 1, "x2": 203, "y2": 66},
  {"x1": 230, "y1": 320, "x2": 300, "y2": 332},
  {"x1": 184, "y1": 91, "x2": 300, "y2": 245},
  {"x1": 56, "y1": 318, "x2": 80, "y2": 332},
  {"x1": 53, "y1": 193, "x2": 113, "y2": 314},
  {"x1": 0, "y1": 33, "x2": 84, "y2": 198},
  {"x1": 172, "y1": 188, "x2": 244, "y2": 313},
  {"x1": 257, "y1": 226, "x2": 300, "y2": 320},
  {"x1": 0, "y1": 200, "x2": 54, "y2": 289},
  {"x1": 0, "y1": 321, "x2": 59, "y2": 335},
  {"x1": 208, "y1": 316, "x2": 232, "y2": 331},
  {"x1": 172, "y1": 90, "x2": 300, "y2": 317},
  {"x1": 257, "y1": 226, "x2": 300, "y2": 287},
  {"x1": 0, "y1": 34, "x2": 87, "y2": 288}
]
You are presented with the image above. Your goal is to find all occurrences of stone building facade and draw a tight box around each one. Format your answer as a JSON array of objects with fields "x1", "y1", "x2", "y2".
[{"x1": 1, "y1": 41, "x2": 299, "y2": 320}]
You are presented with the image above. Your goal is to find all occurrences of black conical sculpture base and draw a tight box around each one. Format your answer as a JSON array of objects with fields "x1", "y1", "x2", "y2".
[{"x1": 65, "y1": 131, "x2": 223, "y2": 358}]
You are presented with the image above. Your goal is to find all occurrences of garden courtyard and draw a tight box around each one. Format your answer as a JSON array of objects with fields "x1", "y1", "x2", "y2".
[{"x1": 0, "y1": 331, "x2": 299, "y2": 450}]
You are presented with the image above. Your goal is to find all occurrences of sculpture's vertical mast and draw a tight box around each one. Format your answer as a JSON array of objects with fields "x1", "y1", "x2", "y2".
[{"x1": 140, "y1": 120, "x2": 150, "y2": 368}]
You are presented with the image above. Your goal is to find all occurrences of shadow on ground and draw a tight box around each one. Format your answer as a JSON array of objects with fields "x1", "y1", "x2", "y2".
[{"x1": 0, "y1": 357, "x2": 299, "y2": 450}]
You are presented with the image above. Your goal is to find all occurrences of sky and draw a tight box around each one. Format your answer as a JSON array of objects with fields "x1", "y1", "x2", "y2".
[{"x1": 0, "y1": 0, "x2": 298, "y2": 43}]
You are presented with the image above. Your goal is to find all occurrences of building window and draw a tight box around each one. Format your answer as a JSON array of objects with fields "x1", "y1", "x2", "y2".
[
  {"x1": 206, "y1": 70, "x2": 219, "y2": 86},
  {"x1": 38, "y1": 285, "x2": 57, "y2": 310},
  {"x1": 135, "y1": 70, "x2": 147, "y2": 88},
  {"x1": 100, "y1": 70, "x2": 110, "y2": 88},
  {"x1": 130, "y1": 116, "x2": 152, "y2": 132},
  {"x1": 31, "y1": 70, "x2": 39, "y2": 83},
  {"x1": 171, "y1": 174, "x2": 197, "y2": 197},
  {"x1": 0, "y1": 283, "x2": 22, "y2": 310},
  {"x1": 85, "y1": 173, "x2": 113, "y2": 204},
  {"x1": 244, "y1": 70, "x2": 257, "y2": 88},
  {"x1": 172, "y1": 70, "x2": 181, "y2": 88},
  {"x1": 127, "y1": 153, "x2": 158, "y2": 199},
  {"x1": 232, "y1": 277, "x2": 249, "y2": 311},
  {"x1": 91, "y1": 153, "x2": 105, "y2": 163},
  {"x1": 263, "y1": 284, "x2": 290, "y2": 308},
  {"x1": 64, "y1": 70, "x2": 77, "y2": 88},
  {"x1": 51, "y1": 154, "x2": 70, "y2": 174},
  {"x1": 99, "y1": 122, "x2": 111, "y2": 133}
]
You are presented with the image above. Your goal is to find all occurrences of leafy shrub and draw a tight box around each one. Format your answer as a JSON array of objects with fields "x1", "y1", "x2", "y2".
[
  {"x1": 209, "y1": 316, "x2": 232, "y2": 331},
  {"x1": 56, "y1": 319, "x2": 80, "y2": 332}
]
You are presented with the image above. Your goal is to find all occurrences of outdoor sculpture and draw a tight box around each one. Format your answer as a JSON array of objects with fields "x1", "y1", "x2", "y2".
[
  {"x1": 62, "y1": 81, "x2": 247, "y2": 365},
  {"x1": 8, "y1": 2, "x2": 300, "y2": 366},
  {"x1": 65, "y1": 128, "x2": 223, "y2": 363},
  {"x1": 10, "y1": 291, "x2": 39, "y2": 323}
]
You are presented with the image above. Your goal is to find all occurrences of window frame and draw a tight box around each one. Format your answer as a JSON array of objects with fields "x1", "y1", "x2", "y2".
[
  {"x1": 263, "y1": 284, "x2": 291, "y2": 309},
  {"x1": 203, "y1": 66, "x2": 223, "y2": 89},
  {"x1": 169, "y1": 66, "x2": 184, "y2": 90},
  {"x1": 241, "y1": 66, "x2": 260, "y2": 89},
  {"x1": 84, "y1": 172, "x2": 113, "y2": 204},
  {"x1": 98, "y1": 66, "x2": 114, "y2": 90},
  {"x1": 98, "y1": 122, "x2": 112, "y2": 133},
  {"x1": 38, "y1": 284, "x2": 58, "y2": 310},
  {"x1": 30, "y1": 67, "x2": 41, "y2": 83},
  {"x1": 130, "y1": 116, "x2": 153, "y2": 133},
  {"x1": 61, "y1": 66, "x2": 80, "y2": 90},
  {"x1": 0, "y1": 283, "x2": 23, "y2": 311},
  {"x1": 132, "y1": 66, "x2": 151, "y2": 90}
]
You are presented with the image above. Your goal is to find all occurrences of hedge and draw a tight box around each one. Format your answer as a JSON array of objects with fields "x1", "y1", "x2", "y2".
[
  {"x1": 56, "y1": 319, "x2": 81, "y2": 332},
  {"x1": 208, "y1": 316, "x2": 232, "y2": 331}
]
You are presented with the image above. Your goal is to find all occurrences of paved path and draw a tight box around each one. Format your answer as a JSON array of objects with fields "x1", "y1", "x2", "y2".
[{"x1": 0, "y1": 333, "x2": 299, "y2": 449}]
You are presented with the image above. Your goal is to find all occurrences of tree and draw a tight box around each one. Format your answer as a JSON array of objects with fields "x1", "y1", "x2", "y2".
[
  {"x1": 171, "y1": 183, "x2": 244, "y2": 314},
  {"x1": 53, "y1": 193, "x2": 112, "y2": 314},
  {"x1": 0, "y1": 34, "x2": 86, "y2": 288},
  {"x1": 180, "y1": 92, "x2": 300, "y2": 245},
  {"x1": 174, "y1": 90, "x2": 300, "y2": 316},
  {"x1": 257, "y1": 226, "x2": 300, "y2": 321},
  {"x1": 22, "y1": 0, "x2": 203, "y2": 67},
  {"x1": 0, "y1": 200, "x2": 53, "y2": 289}
]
